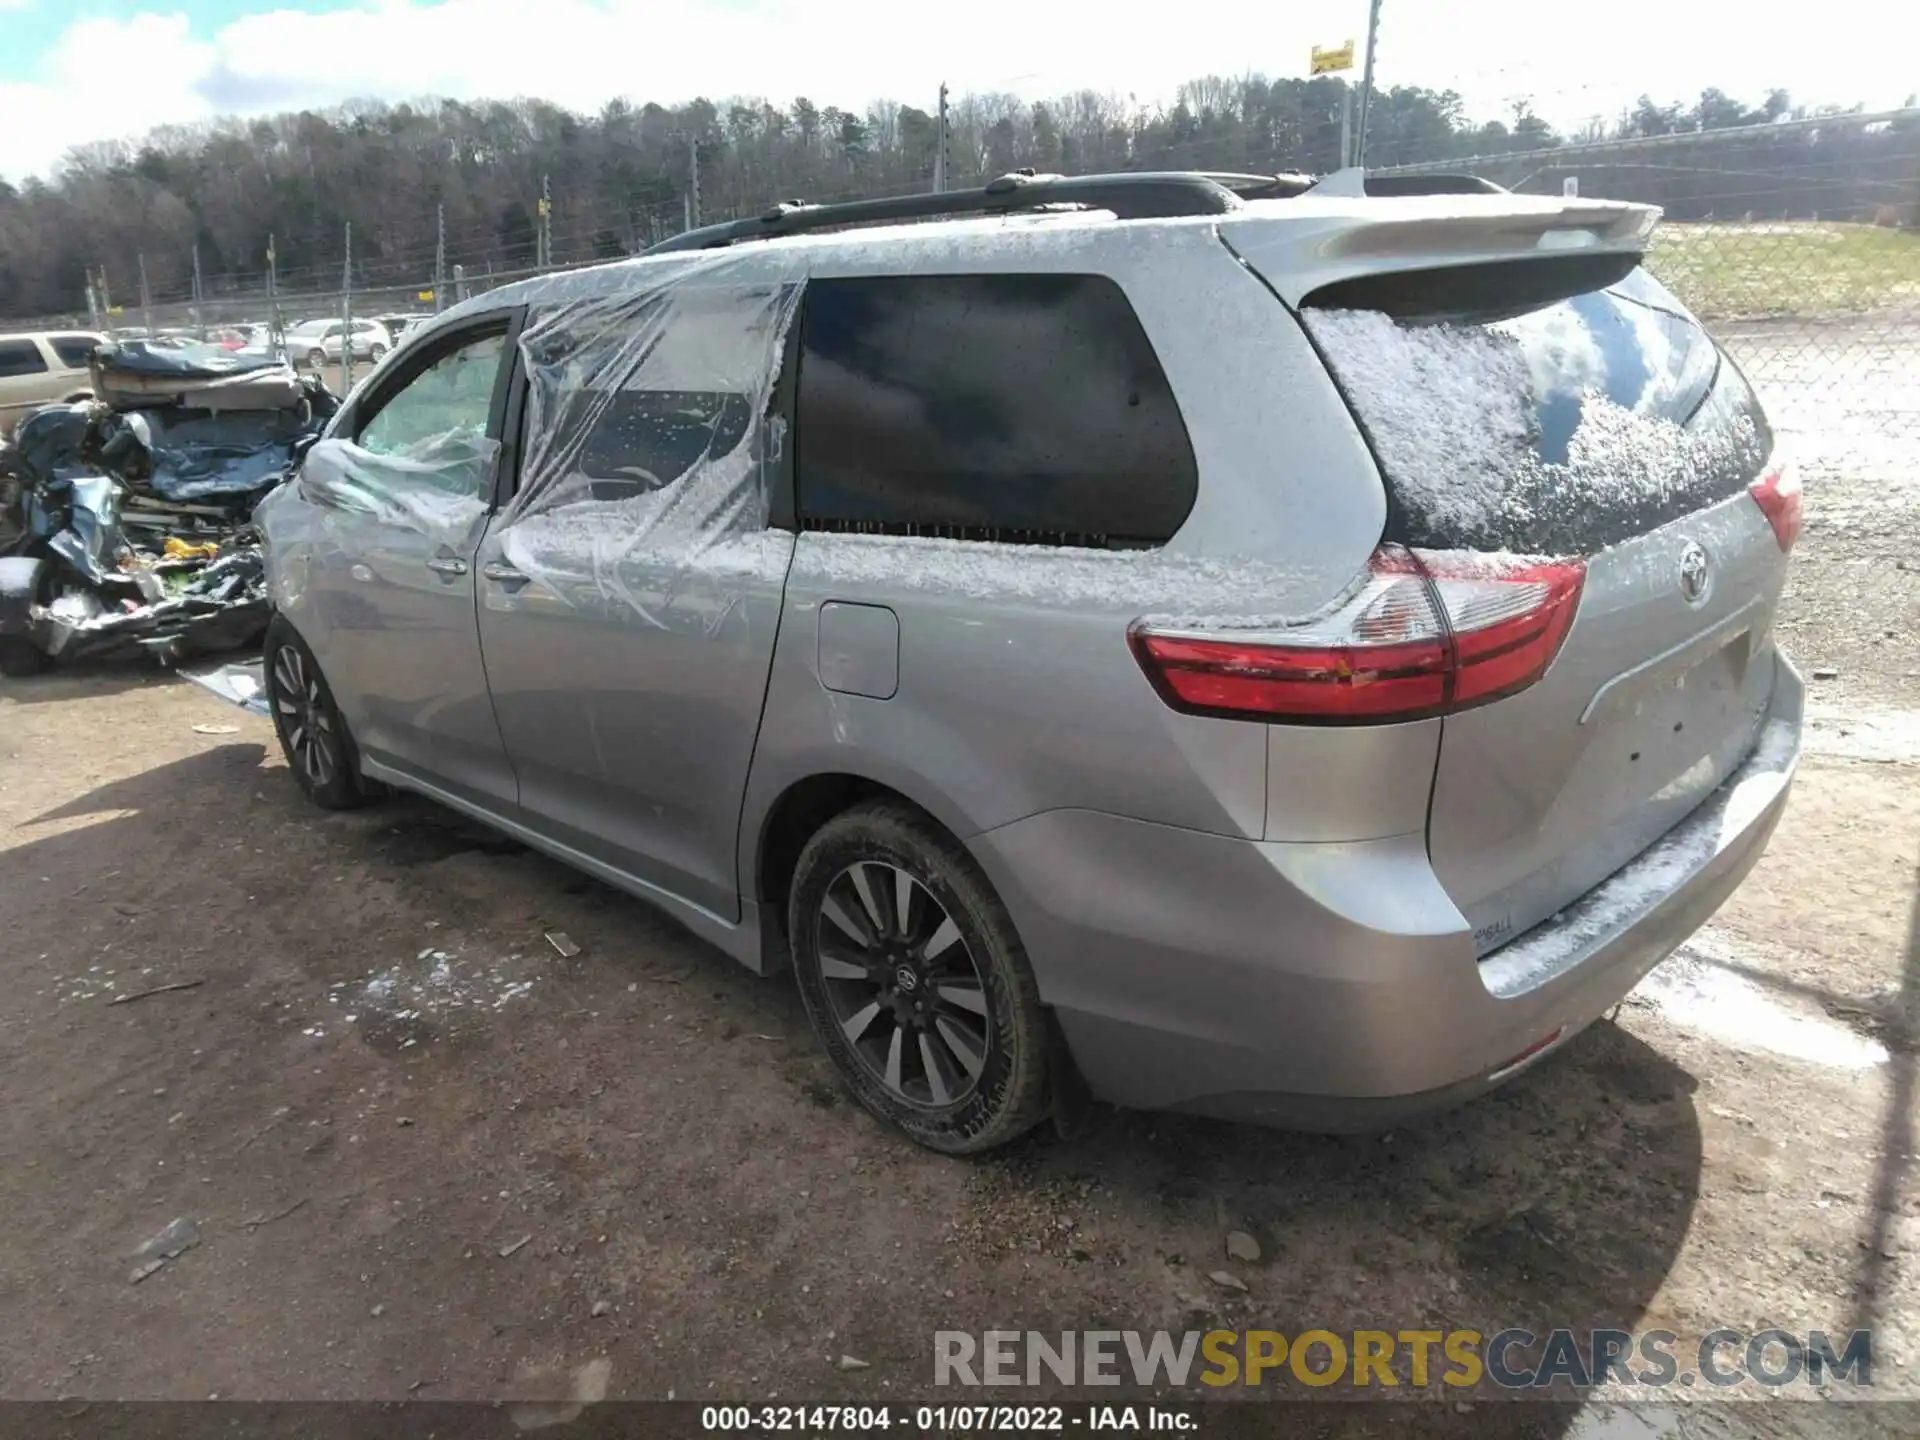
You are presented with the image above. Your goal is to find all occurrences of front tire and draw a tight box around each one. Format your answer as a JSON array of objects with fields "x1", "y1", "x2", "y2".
[
  {"x1": 306, "y1": 348, "x2": 326, "y2": 370},
  {"x1": 264, "y1": 616, "x2": 377, "y2": 810},
  {"x1": 369, "y1": 344, "x2": 387, "y2": 362},
  {"x1": 789, "y1": 802, "x2": 1049, "y2": 1154}
]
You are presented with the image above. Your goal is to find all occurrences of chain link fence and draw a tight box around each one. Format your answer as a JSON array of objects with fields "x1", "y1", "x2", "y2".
[{"x1": 36, "y1": 111, "x2": 1919, "y2": 478}]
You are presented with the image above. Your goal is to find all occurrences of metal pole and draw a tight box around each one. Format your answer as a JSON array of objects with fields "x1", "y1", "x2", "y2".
[
  {"x1": 340, "y1": 221, "x2": 353, "y2": 396},
  {"x1": 97, "y1": 269, "x2": 113, "y2": 331},
  {"x1": 267, "y1": 235, "x2": 282, "y2": 359},
  {"x1": 85, "y1": 276, "x2": 101, "y2": 332},
  {"x1": 1354, "y1": 0, "x2": 1383, "y2": 169},
  {"x1": 1340, "y1": 89, "x2": 1353, "y2": 168},
  {"x1": 137, "y1": 252, "x2": 154, "y2": 337},
  {"x1": 538, "y1": 175, "x2": 552, "y2": 269},
  {"x1": 453, "y1": 262, "x2": 467, "y2": 303},
  {"x1": 434, "y1": 203, "x2": 446, "y2": 313},
  {"x1": 191, "y1": 244, "x2": 205, "y2": 341},
  {"x1": 934, "y1": 82, "x2": 950, "y2": 193},
  {"x1": 689, "y1": 136, "x2": 701, "y2": 228}
]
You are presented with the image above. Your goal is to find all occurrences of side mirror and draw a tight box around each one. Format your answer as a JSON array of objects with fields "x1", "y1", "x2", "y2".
[{"x1": 291, "y1": 434, "x2": 320, "y2": 465}]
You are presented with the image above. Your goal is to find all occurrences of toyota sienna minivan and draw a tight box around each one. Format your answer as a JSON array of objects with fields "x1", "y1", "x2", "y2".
[{"x1": 199, "y1": 170, "x2": 1803, "y2": 1152}]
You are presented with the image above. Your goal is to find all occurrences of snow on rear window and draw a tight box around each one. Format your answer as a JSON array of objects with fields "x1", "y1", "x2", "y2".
[{"x1": 1303, "y1": 275, "x2": 1769, "y2": 555}]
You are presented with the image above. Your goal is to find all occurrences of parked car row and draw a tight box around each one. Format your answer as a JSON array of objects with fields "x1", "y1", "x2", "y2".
[{"x1": 0, "y1": 331, "x2": 106, "y2": 437}]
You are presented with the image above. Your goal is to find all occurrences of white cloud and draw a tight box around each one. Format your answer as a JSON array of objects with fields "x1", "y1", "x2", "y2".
[{"x1": 1, "y1": 0, "x2": 1913, "y2": 182}]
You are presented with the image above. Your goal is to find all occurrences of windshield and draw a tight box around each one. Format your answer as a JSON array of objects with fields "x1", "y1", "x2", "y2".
[{"x1": 1303, "y1": 267, "x2": 1771, "y2": 555}]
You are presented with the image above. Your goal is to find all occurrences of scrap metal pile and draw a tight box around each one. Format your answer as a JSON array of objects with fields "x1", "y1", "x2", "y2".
[{"x1": 0, "y1": 340, "x2": 337, "y2": 673}]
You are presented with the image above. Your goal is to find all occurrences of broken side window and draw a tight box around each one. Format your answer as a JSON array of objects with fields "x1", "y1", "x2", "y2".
[{"x1": 494, "y1": 263, "x2": 802, "y2": 613}]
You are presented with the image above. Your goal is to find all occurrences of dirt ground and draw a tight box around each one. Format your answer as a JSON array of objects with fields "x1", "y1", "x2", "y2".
[{"x1": 1, "y1": 469, "x2": 1915, "y2": 1433}]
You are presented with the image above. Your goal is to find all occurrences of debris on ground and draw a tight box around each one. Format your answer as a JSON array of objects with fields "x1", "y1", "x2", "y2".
[
  {"x1": 240, "y1": 1198, "x2": 308, "y2": 1230},
  {"x1": 107, "y1": 979, "x2": 203, "y2": 1006},
  {"x1": 1208, "y1": 1269, "x2": 1249, "y2": 1292},
  {"x1": 129, "y1": 1217, "x2": 201, "y2": 1283},
  {"x1": 1224, "y1": 1230, "x2": 1262, "y2": 1263},
  {"x1": 0, "y1": 339, "x2": 337, "y2": 674},
  {"x1": 544, "y1": 931, "x2": 582, "y2": 959},
  {"x1": 836, "y1": 1355, "x2": 871, "y2": 1372},
  {"x1": 498, "y1": 1234, "x2": 532, "y2": 1258}
]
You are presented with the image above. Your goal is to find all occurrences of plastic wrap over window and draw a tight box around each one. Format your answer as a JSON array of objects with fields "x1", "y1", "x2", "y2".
[
  {"x1": 297, "y1": 429, "x2": 499, "y2": 537},
  {"x1": 496, "y1": 264, "x2": 803, "y2": 627}
]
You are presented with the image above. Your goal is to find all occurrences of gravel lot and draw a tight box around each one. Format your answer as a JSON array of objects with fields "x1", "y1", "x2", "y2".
[{"x1": 0, "y1": 446, "x2": 1915, "y2": 1433}]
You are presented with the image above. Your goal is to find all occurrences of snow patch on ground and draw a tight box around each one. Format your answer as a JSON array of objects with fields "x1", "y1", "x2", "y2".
[
  {"x1": 328, "y1": 945, "x2": 544, "y2": 1038},
  {"x1": 1802, "y1": 701, "x2": 1920, "y2": 763},
  {"x1": 1629, "y1": 927, "x2": 1889, "y2": 1071}
]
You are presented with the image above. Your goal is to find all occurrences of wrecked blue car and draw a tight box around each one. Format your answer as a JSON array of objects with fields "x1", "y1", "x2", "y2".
[{"x1": 0, "y1": 339, "x2": 337, "y2": 674}]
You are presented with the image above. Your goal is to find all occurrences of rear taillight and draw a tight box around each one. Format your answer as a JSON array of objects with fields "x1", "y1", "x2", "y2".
[
  {"x1": 1129, "y1": 546, "x2": 1586, "y2": 725},
  {"x1": 1749, "y1": 459, "x2": 1801, "y2": 552}
]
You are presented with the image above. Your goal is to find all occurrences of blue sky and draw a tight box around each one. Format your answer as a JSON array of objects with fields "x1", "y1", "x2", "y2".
[{"x1": 1, "y1": 0, "x2": 1914, "y2": 182}]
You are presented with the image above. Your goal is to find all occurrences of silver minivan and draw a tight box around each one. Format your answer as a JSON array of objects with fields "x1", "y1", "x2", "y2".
[{"x1": 224, "y1": 172, "x2": 1804, "y2": 1152}]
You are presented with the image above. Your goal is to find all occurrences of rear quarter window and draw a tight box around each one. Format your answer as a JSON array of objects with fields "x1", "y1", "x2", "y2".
[
  {"x1": 0, "y1": 339, "x2": 50, "y2": 377},
  {"x1": 1302, "y1": 264, "x2": 1771, "y2": 555},
  {"x1": 795, "y1": 273, "x2": 1197, "y2": 548},
  {"x1": 49, "y1": 335, "x2": 99, "y2": 369}
]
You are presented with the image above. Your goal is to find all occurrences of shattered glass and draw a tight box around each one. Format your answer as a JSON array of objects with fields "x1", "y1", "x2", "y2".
[{"x1": 297, "y1": 431, "x2": 498, "y2": 537}]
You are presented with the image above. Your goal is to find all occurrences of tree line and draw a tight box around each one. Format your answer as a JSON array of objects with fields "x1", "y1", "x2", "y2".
[{"x1": 0, "y1": 74, "x2": 1909, "y2": 322}]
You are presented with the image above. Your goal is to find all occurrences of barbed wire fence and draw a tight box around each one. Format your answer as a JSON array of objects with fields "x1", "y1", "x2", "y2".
[{"x1": 29, "y1": 105, "x2": 1918, "y2": 474}]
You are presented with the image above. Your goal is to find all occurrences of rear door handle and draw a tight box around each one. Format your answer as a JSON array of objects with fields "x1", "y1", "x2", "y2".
[
  {"x1": 425, "y1": 556, "x2": 469, "y2": 577},
  {"x1": 481, "y1": 561, "x2": 528, "y2": 584}
]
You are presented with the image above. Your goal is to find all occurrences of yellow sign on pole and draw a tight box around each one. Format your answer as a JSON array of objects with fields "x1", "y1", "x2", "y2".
[
  {"x1": 418, "y1": 290, "x2": 436, "y2": 302},
  {"x1": 1311, "y1": 40, "x2": 1356, "y2": 75}
]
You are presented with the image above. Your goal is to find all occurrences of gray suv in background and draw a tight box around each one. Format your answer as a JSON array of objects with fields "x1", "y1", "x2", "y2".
[{"x1": 210, "y1": 170, "x2": 1804, "y2": 1152}]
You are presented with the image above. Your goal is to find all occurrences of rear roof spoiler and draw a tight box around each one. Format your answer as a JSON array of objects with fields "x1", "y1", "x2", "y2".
[
  {"x1": 1308, "y1": 168, "x2": 1509, "y2": 198},
  {"x1": 1221, "y1": 193, "x2": 1661, "y2": 307}
]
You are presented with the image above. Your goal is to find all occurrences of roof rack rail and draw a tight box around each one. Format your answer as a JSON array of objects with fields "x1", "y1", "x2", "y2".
[{"x1": 645, "y1": 170, "x2": 1287, "y2": 255}]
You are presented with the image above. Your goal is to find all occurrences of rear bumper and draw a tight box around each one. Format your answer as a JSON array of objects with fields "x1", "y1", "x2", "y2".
[{"x1": 969, "y1": 652, "x2": 1803, "y2": 1130}]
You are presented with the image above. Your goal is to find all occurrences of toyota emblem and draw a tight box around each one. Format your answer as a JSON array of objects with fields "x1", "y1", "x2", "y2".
[{"x1": 1677, "y1": 541, "x2": 1711, "y2": 605}]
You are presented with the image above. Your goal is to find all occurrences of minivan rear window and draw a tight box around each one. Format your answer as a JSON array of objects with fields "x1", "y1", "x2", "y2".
[{"x1": 1302, "y1": 266, "x2": 1771, "y2": 555}]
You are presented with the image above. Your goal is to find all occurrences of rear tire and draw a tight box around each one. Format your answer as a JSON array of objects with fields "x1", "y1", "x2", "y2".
[
  {"x1": 263, "y1": 615, "x2": 378, "y2": 810},
  {"x1": 306, "y1": 348, "x2": 326, "y2": 370},
  {"x1": 789, "y1": 802, "x2": 1049, "y2": 1154},
  {"x1": 369, "y1": 344, "x2": 387, "y2": 362}
]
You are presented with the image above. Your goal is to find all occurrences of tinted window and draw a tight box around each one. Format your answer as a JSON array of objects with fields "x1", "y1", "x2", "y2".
[
  {"x1": 49, "y1": 335, "x2": 99, "y2": 369},
  {"x1": 795, "y1": 274, "x2": 1196, "y2": 547},
  {"x1": 1303, "y1": 266, "x2": 1771, "y2": 555},
  {"x1": 0, "y1": 339, "x2": 49, "y2": 377}
]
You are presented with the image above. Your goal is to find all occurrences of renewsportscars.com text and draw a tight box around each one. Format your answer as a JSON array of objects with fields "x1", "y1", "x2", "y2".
[{"x1": 934, "y1": 1328, "x2": 1872, "y2": 1390}]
